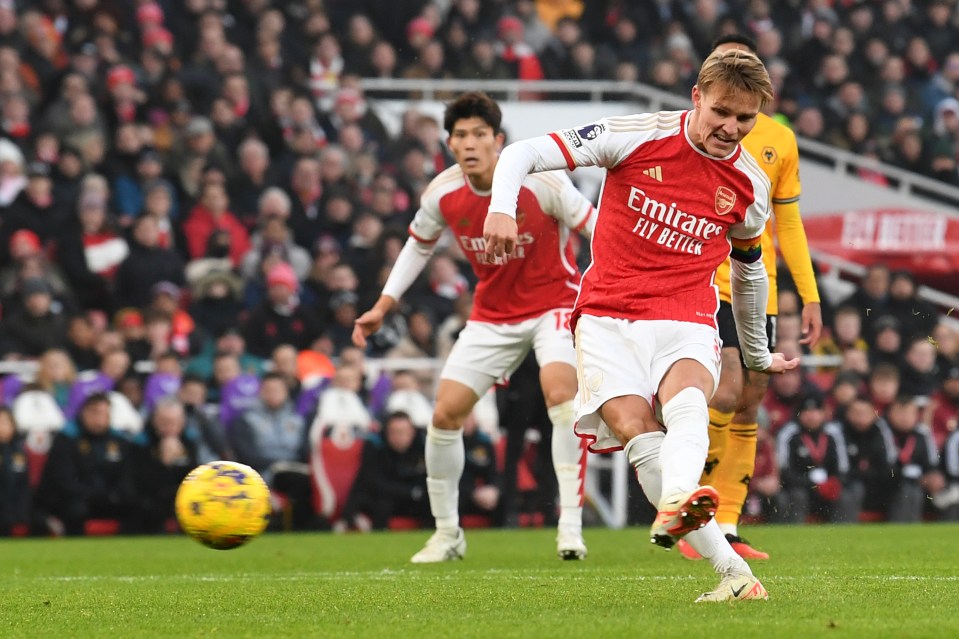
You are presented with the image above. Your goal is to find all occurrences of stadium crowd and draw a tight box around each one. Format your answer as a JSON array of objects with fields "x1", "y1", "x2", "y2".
[{"x1": 1, "y1": 0, "x2": 959, "y2": 535}]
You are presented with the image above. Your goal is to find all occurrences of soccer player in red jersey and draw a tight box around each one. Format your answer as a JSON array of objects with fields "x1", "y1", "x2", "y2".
[
  {"x1": 485, "y1": 50, "x2": 798, "y2": 602},
  {"x1": 353, "y1": 92, "x2": 596, "y2": 563}
]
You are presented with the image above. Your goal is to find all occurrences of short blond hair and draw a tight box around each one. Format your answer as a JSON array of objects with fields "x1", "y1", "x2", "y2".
[{"x1": 697, "y1": 49, "x2": 773, "y2": 108}]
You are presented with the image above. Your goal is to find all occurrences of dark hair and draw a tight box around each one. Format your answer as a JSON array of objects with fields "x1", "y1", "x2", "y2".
[
  {"x1": 443, "y1": 91, "x2": 502, "y2": 136},
  {"x1": 81, "y1": 391, "x2": 111, "y2": 409},
  {"x1": 261, "y1": 371, "x2": 287, "y2": 385},
  {"x1": 712, "y1": 34, "x2": 758, "y2": 54},
  {"x1": 181, "y1": 373, "x2": 206, "y2": 386}
]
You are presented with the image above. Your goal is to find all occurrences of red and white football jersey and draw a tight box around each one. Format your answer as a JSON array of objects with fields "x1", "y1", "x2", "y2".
[
  {"x1": 547, "y1": 111, "x2": 771, "y2": 328},
  {"x1": 408, "y1": 164, "x2": 593, "y2": 324}
]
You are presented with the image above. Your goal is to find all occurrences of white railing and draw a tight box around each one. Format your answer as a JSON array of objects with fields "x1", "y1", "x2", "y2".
[{"x1": 359, "y1": 77, "x2": 959, "y2": 210}]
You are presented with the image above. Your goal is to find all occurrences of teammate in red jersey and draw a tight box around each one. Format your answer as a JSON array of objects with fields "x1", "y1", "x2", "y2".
[
  {"x1": 353, "y1": 92, "x2": 595, "y2": 563},
  {"x1": 485, "y1": 50, "x2": 798, "y2": 602}
]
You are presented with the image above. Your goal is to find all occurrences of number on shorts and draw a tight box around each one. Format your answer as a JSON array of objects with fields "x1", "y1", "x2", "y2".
[{"x1": 554, "y1": 311, "x2": 572, "y2": 331}]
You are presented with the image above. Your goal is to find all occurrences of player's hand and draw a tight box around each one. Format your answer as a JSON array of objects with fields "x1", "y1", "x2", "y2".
[
  {"x1": 799, "y1": 301, "x2": 823, "y2": 346},
  {"x1": 352, "y1": 308, "x2": 385, "y2": 348},
  {"x1": 483, "y1": 212, "x2": 518, "y2": 261},
  {"x1": 761, "y1": 352, "x2": 801, "y2": 374}
]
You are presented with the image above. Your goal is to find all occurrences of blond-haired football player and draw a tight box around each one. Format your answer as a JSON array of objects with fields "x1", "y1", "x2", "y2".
[
  {"x1": 486, "y1": 50, "x2": 798, "y2": 602},
  {"x1": 678, "y1": 34, "x2": 823, "y2": 561}
]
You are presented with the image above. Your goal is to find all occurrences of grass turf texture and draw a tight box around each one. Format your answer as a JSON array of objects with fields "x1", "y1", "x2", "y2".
[{"x1": 2, "y1": 524, "x2": 956, "y2": 638}]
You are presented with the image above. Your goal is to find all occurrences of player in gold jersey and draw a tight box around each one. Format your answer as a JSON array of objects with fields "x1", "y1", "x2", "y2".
[{"x1": 679, "y1": 35, "x2": 823, "y2": 561}]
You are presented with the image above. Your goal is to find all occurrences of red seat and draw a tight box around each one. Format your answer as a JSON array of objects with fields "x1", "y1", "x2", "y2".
[
  {"x1": 311, "y1": 427, "x2": 365, "y2": 521},
  {"x1": 24, "y1": 430, "x2": 55, "y2": 489},
  {"x1": 387, "y1": 516, "x2": 421, "y2": 530},
  {"x1": 461, "y1": 514, "x2": 492, "y2": 529},
  {"x1": 84, "y1": 519, "x2": 120, "y2": 536}
]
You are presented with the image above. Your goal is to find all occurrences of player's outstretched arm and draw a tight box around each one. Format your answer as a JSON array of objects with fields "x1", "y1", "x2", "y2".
[
  {"x1": 352, "y1": 295, "x2": 395, "y2": 348},
  {"x1": 486, "y1": 136, "x2": 573, "y2": 260},
  {"x1": 352, "y1": 236, "x2": 435, "y2": 347},
  {"x1": 762, "y1": 352, "x2": 801, "y2": 374}
]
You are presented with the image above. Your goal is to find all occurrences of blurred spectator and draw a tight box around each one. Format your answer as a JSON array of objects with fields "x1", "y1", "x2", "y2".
[
  {"x1": 177, "y1": 373, "x2": 231, "y2": 462},
  {"x1": 34, "y1": 348, "x2": 76, "y2": 411},
  {"x1": 35, "y1": 392, "x2": 141, "y2": 535},
  {"x1": 182, "y1": 181, "x2": 250, "y2": 266},
  {"x1": 940, "y1": 427, "x2": 959, "y2": 520},
  {"x1": 776, "y1": 392, "x2": 851, "y2": 524},
  {"x1": 144, "y1": 282, "x2": 199, "y2": 358},
  {"x1": 134, "y1": 397, "x2": 198, "y2": 533},
  {"x1": 898, "y1": 336, "x2": 940, "y2": 400},
  {"x1": 229, "y1": 138, "x2": 275, "y2": 225},
  {"x1": 113, "y1": 147, "x2": 166, "y2": 223},
  {"x1": 65, "y1": 314, "x2": 101, "y2": 372},
  {"x1": 840, "y1": 264, "x2": 890, "y2": 341},
  {"x1": 56, "y1": 174, "x2": 129, "y2": 313},
  {"x1": 885, "y1": 271, "x2": 938, "y2": 342},
  {"x1": 0, "y1": 229, "x2": 72, "y2": 310},
  {"x1": 837, "y1": 395, "x2": 895, "y2": 522},
  {"x1": 869, "y1": 316, "x2": 904, "y2": 369},
  {"x1": 0, "y1": 162, "x2": 70, "y2": 262},
  {"x1": 170, "y1": 116, "x2": 234, "y2": 199},
  {"x1": 383, "y1": 370, "x2": 434, "y2": 429},
  {"x1": 339, "y1": 411, "x2": 429, "y2": 531},
  {"x1": 813, "y1": 305, "x2": 869, "y2": 369},
  {"x1": 230, "y1": 371, "x2": 312, "y2": 528},
  {"x1": 826, "y1": 371, "x2": 865, "y2": 421},
  {"x1": 867, "y1": 362, "x2": 902, "y2": 416},
  {"x1": 114, "y1": 216, "x2": 186, "y2": 309},
  {"x1": 0, "y1": 277, "x2": 69, "y2": 357},
  {"x1": 930, "y1": 365, "x2": 959, "y2": 451},
  {"x1": 64, "y1": 348, "x2": 130, "y2": 420},
  {"x1": 241, "y1": 262, "x2": 322, "y2": 358},
  {"x1": 885, "y1": 395, "x2": 944, "y2": 522},
  {"x1": 0, "y1": 406, "x2": 31, "y2": 536},
  {"x1": 188, "y1": 270, "x2": 243, "y2": 341},
  {"x1": 241, "y1": 193, "x2": 312, "y2": 281},
  {"x1": 459, "y1": 412, "x2": 501, "y2": 522}
]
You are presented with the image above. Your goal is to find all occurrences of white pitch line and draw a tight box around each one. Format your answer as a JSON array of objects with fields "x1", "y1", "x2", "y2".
[{"x1": 26, "y1": 571, "x2": 959, "y2": 584}]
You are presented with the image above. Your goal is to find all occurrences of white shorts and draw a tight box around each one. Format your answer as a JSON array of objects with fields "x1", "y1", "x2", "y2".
[
  {"x1": 441, "y1": 309, "x2": 577, "y2": 397},
  {"x1": 573, "y1": 314, "x2": 722, "y2": 453}
]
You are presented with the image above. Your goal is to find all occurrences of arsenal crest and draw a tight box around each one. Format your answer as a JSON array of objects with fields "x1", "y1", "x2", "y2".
[{"x1": 715, "y1": 186, "x2": 736, "y2": 215}]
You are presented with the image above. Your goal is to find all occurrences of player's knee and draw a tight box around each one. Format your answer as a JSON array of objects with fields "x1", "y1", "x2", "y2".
[
  {"x1": 709, "y1": 384, "x2": 739, "y2": 414},
  {"x1": 431, "y1": 405, "x2": 467, "y2": 430},
  {"x1": 542, "y1": 386, "x2": 575, "y2": 407}
]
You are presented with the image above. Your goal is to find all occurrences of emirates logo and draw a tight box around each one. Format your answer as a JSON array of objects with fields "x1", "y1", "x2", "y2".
[{"x1": 715, "y1": 186, "x2": 736, "y2": 215}]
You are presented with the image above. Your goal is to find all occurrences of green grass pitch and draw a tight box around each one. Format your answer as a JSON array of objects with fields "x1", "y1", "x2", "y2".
[{"x1": 2, "y1": 524, "x2": 957, "y2": 638}]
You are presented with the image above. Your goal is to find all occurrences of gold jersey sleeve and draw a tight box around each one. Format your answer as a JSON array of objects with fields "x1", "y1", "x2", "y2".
[{"x1": 714, "y1": 113, "x2": 818, "y2": 314}]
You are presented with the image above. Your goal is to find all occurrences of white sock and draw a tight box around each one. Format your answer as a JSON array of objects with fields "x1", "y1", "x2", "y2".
[
  {"x1": 626, "y1": 430, "x2": 747, "y2": 576},
  {"x1": 659, "y1": 387, "x2": 710, "y2": 502},
  {"x1": 686, "y1": 521, "x2": 750, "y2": 575},
  {"x1": 719, "y1": 522, "x2": 738, "y2": 537},
  {"x1": 425, "y1": 425, "x2": 464, "y2": 533},
  {"x1": 624, "y1": 431, "x2": 665, "y2": 505},
  {"x1": 548, "y1": 401, "x2": 584, "y2": 531}
]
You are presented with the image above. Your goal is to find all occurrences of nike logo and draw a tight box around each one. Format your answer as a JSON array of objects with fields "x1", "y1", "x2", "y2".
[{"x1": 731, "y1": 584, "x2": 746, "y2": 597}]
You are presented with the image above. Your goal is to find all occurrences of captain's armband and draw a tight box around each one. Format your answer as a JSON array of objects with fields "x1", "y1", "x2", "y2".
[{"x1": 730, "y1": 236, "x2": 762, "y2": 264}]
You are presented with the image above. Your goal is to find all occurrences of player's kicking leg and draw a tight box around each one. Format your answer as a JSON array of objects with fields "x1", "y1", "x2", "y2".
[
  {"x1": 410, "y1": 379, "x2": 476, "y2": 563},
  {"x1": 540, "y1": 362, "x2": 587, "y2": 560}
]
